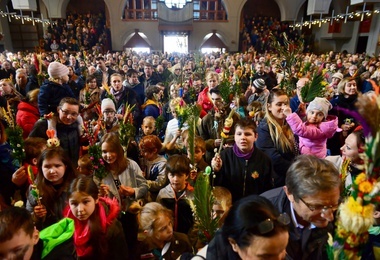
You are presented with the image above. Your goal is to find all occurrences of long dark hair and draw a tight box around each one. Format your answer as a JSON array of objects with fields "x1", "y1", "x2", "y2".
[
  {"x1": 68, "y1": 176, "x2": 107, "y2": 258},
  {"x1": 36, "y1": 147, "x2": 76, "y2": 219},
  {"x1": 222, "y1": 195, "x2": 288, "y2": 249}
]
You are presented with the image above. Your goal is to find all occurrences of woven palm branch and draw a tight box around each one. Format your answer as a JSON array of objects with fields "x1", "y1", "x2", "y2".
[
  {"x1": 189, "y1": 167, "x2": 219, "y2": 244},
  {"x1": 300, "y1": 69, "x2": 326, "y2": 103}
]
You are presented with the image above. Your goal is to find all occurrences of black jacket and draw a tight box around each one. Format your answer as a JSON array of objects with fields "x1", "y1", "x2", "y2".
[
  {"x1": 261, "y1": 188, "x2": 332, "y2": 260},
  {"x1": 214, "y1": 146, "x2": 274, "y2": 202}
]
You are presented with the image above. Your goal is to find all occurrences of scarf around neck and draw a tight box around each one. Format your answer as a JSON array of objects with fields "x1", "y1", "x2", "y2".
[
  {"x1": 64, "y1": 197, "x2": 120, "y2": 257},
  {"x1": 232, "y1": 143, "x2": 254, "y2": 160}
]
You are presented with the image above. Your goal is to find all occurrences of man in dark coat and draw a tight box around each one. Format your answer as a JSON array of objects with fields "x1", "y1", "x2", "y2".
[{"x1": 261, "y1": 155, "x2": 341, "y2": 260}]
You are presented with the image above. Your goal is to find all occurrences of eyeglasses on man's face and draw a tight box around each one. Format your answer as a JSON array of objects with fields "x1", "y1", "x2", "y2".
[
  {"x1": 298, "y1": 197, "x2": 340, "y2": 213},
  {"x1": 60, "y1": 108, "x2": 79, "y2": 117}
]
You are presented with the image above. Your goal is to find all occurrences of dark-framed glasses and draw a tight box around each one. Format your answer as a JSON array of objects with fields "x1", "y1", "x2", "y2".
[
  {"x1": 60, "y1": 108, "x2": 79, "y2": 117},
  {"x1": 249, "y1": 213, "x2": 290, "y2": 235},
  {"x1": 298, "y1": 197, "x2": 340, "y2": 213}
]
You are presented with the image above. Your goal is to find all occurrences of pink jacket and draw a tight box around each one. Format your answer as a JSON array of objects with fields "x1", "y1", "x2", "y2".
[{"x1": 286, "y1": 113, "x2": 338, "y2": 158}]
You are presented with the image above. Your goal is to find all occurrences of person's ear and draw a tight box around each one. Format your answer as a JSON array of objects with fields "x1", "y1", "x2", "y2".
[
  {"x1": 32, "y1": 227, "x2": 39, "y2": 245},
  {"x1": 228, "y1": 238, "x2": 239, "y2": 253},
  {"x1": 283, "y1": 186, "x2": 294, "y2": 203},
  {"x1": 32, "y1": 158, "x2": 38, "y2": 166}
]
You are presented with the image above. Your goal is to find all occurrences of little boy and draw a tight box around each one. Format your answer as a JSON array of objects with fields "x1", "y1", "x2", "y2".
[
  {"x1": 136, "y1": 116, "x2": 156, "y2": 145},
  {"x1": 212, "y1": 186, "x2": 232, "y2": 227},
  {"x1": 188, "y1": 136, "x2": 209, "y2": 185},
  {"x1": 0, "y1": 207, "x2": 75, "y2": 259},
  {"x1": 77, "y1": 154, "x2": 93, "y2": 176},
  {"x1": 139, "y1": 135, "x2": 167, "y2": 202},
  {"x1": 156, "y1": 154, "x2": 194, "y2": 235},
  {"x1": 12, "y1": 137, "x2": 47, "y2": 203}
]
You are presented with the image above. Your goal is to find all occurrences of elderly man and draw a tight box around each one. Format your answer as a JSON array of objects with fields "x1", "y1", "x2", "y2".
[
  {"x1": 290, "y1": 77, "x2": 310, "y2": 112},
  {"x1": 29, "y1": 97, "x2": 82, "y2": 165},
  {"x1": 261, "y1": 155, "x2": 341, "y2": 260}
]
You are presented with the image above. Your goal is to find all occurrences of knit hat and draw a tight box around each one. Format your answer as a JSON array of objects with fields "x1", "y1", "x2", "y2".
[
  {"x1": 332, "y1": 72, "x2": 343, "y2": 81},
  {"x1": 306, "y1": 97, "x2": 332, "y2": 118},
  {"x1": 101, "y1": 98, "x2": 116, "y2": 113},
  {"x1": 48, "y1": 62, "x2": 69, "y2": 79},
  {"x1": 253, "y1": 78, "x2": 266, "y2": 90}
]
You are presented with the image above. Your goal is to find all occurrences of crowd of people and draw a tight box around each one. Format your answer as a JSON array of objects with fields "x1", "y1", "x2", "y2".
[{"x1": 0, "y1": 11, "x2": 380, "y2": 259}]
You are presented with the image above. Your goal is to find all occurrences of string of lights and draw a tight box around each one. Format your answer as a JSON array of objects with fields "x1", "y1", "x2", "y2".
[
  {"x1": 0, "y1": 7, "x2": 54, "y2": 26},
  {"x1": 290, "y1": 3, "x2": 380, "y2": 29}
]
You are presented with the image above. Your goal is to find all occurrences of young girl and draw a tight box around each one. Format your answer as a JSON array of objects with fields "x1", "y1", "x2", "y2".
[
  {"x1": 64, "y1": 176, "x2": 128, "y2": 259},
  {"x1": 139, "y1": 135, "x2": 167, "y2": 202},
  {"x1": 156, "y1": 154, "x2": 194, "y2": 235},
  {"x1": 284, "y1": 97, "x2": 338, "y2": 158},
  {"x1": 136, "y1": 202, "x2": 193, "y2": 260},
  {"x1": 97, "y1": 132, "x2": 148, "y2": 255},
  {"x1": 197, "y1": 71, "x2": 220, "y2": 118},
  {"x1": 26, "y1": 147, "x2": 76, "y2": 229}
]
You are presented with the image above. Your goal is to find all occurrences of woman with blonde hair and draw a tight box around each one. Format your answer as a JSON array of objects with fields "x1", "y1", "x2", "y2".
[{"x1": 256, "y1": 89, "x2": 297, "y2": 187}]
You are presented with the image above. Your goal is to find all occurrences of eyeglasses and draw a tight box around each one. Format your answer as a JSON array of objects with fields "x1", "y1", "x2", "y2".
[
  {"x1": 60, "y1": 109, "x2": 79, "y2": 117},
  {"x1": 249, "y1": 213, "x2": 290, "y2": 235},
  {"x1": 298, "y1": 197, "x2": 340, "y2": 213},
  {"x1": 103, "y1": 110, "x2": 115, "y2": 115}
]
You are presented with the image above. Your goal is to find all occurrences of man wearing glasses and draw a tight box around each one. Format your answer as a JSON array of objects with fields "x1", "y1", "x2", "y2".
[
  {"x1": 29, "y1": 97, "x2": 82, "y2": 165},
  {"x1": 261, "y1": 154, "x2": 341, "y2": 260}
]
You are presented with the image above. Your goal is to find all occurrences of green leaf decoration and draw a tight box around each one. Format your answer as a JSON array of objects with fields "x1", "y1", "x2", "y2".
[
  {"x1": 190, "y1": 172, "x2": 219, "y2": 244},
  {"x1": 300, "y1": 69, "x2": 326, "y2": 103}
]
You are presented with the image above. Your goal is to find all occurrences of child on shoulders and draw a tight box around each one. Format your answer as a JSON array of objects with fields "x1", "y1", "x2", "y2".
[{"x1": 284, "y1": 97, "x2": 338, "y2": 158}]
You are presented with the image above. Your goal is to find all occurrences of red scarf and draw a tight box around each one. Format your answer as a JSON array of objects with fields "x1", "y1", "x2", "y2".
[{"x1": 64, "y1": 197, "x2": 120, "y2": 257}]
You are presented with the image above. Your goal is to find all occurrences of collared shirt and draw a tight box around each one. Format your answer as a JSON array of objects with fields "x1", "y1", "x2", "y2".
[{"x1": 290, "y1": 202, "x2": 316, "y2": 230}]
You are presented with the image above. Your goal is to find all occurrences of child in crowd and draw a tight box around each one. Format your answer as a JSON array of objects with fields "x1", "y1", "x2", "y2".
[
  {"x1": 188, "y1": 136, "x2": 209, "y2": 185},
  {"x1": 97, "y1": 98, "x2": 118, "y2": 140},
  {"x1": 64, "y1": 176, "x2": 128, "y2": 259},
  {"x1": 136, "y1": 202, "x2": 193, "y2": 260},
  {"x1": 284, "y1": 97, "x2": 338, "y2": 158},
  {"x1": 163, "y1": 98, "x2": 188, "y2": 154},
  {"x1": 0, "y1": 207, "x2": 76, "y2": 259},
  {"x1": 139, "y1": 135, "x2": 167, "y2": 202},
  {"x1": 12, "y1": 137, "x2": 47, "y2": 202},
  {"x1": 136, "y1": 116, "x2": 156, "y2": 144},
  {"x1": 212, "y1": 186, "x2": 232, "y2": 227},
  {"x1": 77, "y1": 154, "x2": 93, "y2": 176},
  {"x1": 97, "y1": 132, "x2": 148, "y2": 256},
  {"x1": 157, "y1": 154, "x2": 194, "y2": 235},
  {"x1": 26, "y1": 147, "x2": 77, "y2": 229},
  {"x1": 141, "y1": 85, "x2": 163, "y2": 119}
]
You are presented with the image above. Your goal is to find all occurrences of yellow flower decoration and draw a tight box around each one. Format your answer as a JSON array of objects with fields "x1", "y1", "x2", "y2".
[
  {"x1": 362, "y1": 204, "x2": 374, "y2": 218},
  {"x1": 354, "y1": 173, "x2": 367, "y2": 185},
  {"x1": 346, "y1": 197, "x2": 363, "y2": 214},
  {"x1": 251, "y1": 171, "x2": 259, "y2": 179},
  {"x1": 358, "y1": 181, "x2": 373, "y2": 194}
]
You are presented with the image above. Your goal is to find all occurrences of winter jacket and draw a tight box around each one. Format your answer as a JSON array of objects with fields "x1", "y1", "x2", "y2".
[
  {"x1": 95, "y1": 159, "x2": 148, "y2": 212},
  {"x1": 286, "y1": 113, "x2": 338, "y2": 158},
  {"x1": 0, "y1": 142, "x2": 17, "y2": 207},
  {"x1": 29, "y1": 119, "x2": 80, "y2": 164},
  {"x1": 16, "y1": 101, "x2": 40, "y2": 139},
  {"x1": 123, "y1": 80, "x2": 145, "y2": 106},
  {"x1": 197, "y1": 87, "x2": 213, "y2": 118},
  {"x1": 214, "y1": 146, "x2": 274, "y2": 202},
  {"x1": 64, "y1": 197, "x2": 129, "y2": 259},
  {"x1": 157, "y1": 184, "x2": 194, "y2": 234},
  {"x1": 256, "y1": 119, "x2": 296, "y2": 187},
  {"x1": 31, "y1": 218, "x2": 76, "y2": 260},
  {"x1": 38, "y1": 81, "x2": 75, "y2": 116},
  {"x1": 141, "y1": 99, "x2": 161, "y2": 119},
  {"x1": 143, "y1": 155, "x2": 167, "y2": 194},
  {"x1": 261, "y1": 188, "x2": 332, "y2": 260}
]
